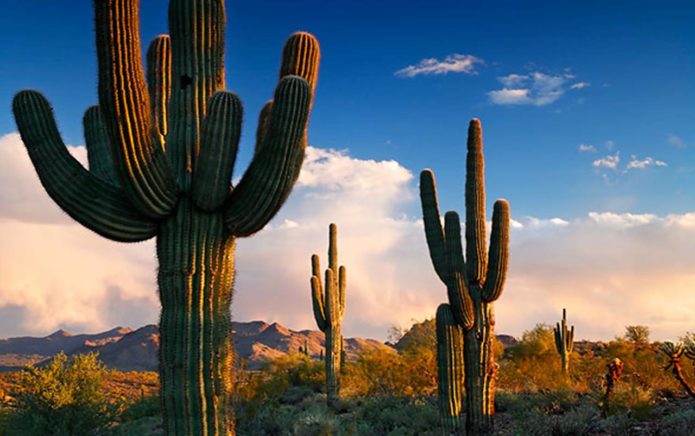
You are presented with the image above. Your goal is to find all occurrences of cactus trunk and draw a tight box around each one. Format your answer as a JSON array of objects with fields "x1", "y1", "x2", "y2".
[
  {"x1": 325, "y1": 317, "x2": 342, "y2": 404},
  {"x1": 157, "y1": 200, "x2": 235, "y2": 434},
  {"x1": 436, "y1": 304, "x2": 464, "y2": 434},
  {"x1": 462, "y1": 299, "x2": 495, "y2": 434}
]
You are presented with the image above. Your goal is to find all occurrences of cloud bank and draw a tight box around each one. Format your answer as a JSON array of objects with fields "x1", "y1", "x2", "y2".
[{"x1": 0, "y1": 133, "x2": 693, "y2": 341}]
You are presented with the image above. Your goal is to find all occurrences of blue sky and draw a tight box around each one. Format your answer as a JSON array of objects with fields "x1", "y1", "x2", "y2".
[
  {"x1": 2, "y1": 0, "x2": 694, "y2": 219},
  {"x1": 1, "y1": 1, "x2": 695, "y2": 339}
]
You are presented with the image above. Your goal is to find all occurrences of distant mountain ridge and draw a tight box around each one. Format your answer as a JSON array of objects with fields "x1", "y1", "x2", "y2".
[{"x1": 0, "y1": 321, "x2": 389, "y2": 371}]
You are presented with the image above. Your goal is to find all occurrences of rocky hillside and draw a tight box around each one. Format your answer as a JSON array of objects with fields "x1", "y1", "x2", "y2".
[{"x1": 0, "y1": 321, "x2": 389, "y2": 371}]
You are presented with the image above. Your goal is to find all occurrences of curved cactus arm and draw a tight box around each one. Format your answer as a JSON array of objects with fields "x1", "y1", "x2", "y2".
[
  {"x1": 167, "y1": 0, "x2": 226, "y2": 190},
  {"x1": 94, "y1": 0, "x2": 177, "y2": 218},
  {"x1": 339, "y1": 265, "x2": 347, "y2": 318},
  {"x1": 280, "y1": 32, "x2": 320, "y2": 97},
  {"x1": 224, "y1": 76, "x2": 311, "y2": 236},
  {"x1": 192, "y1": 92, "x2": 243, "y2": 211},
  {"x1": 13, "y1": 91, "x2": 158, "y2": 242},
  {"x1": 83, "y1": 106, "x2": 119, "y2": 186},
  {"x1": 146, "y1": 35, "x2": 172, "y2": 151},
  {"x1": 568, "y1": 325, "x2": 575, "y2": 352},
  {"x1": 444, "y1": 212, "x2": 475, "y2": 330},
  {"x1": 436, "y1": 303, "x2": 464, "y2": 432},
  {"x1": 465, "y1": 119, "x2": 487, "y2": 285},
  {"x1": 420, "y1": 170, "x2": 448, "y2": 283},
  {"x1": 254, "y1": 101, "x2": 273, "y2": 155},
  {"x1": 482, "y1": 199, "x2": 510, "y2": 302},
  {"x1": 554, "y1": 322, "x2": 563, "y2": 352},
  {"x1": 311, "y1": 274, "x2": 327, "y2": 332},
  {"x1": 685, "y1": 342, "x2": 695, "y2": 360}
]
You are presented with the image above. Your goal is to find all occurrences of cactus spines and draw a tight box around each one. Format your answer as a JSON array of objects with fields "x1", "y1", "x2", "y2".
[
  {"x1": 660, "y1": 341, "x2": 695, "y2": 398},
  {"x1": 420, "y1": 118, "x2": 510, "y2": 435},
  {"x1": 13, "y1": 1, "x2": 320, "y2": 434},
  {"x1": 553, "y1": 308, "x2": 575, "y2": 374},
  {"x1": 310, "y1": 223, "x2": 347, "y2": 406},
  {"x1": 436, "y1": 304, "x2": 464, "y2": 433}
]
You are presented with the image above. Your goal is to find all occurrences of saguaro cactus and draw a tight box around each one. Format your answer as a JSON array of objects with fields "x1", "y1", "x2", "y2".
[
  {"x1": 420, "y1": 119, "x2": 510, "y2": 435},
  {"x1": 12, "y1": 1, "x2": 320, "y2": 434},
  {"x1": 554, "y1": 308, "x2": 575, "y2": 374},
  {"x1": 310, "y1": 223, "x2": 346, "y2": 406}
]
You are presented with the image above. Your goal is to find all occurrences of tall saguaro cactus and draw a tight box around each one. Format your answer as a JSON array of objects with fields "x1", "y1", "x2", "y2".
[
  {"x1": 310, "y1": 223, "x2": 347, "y2": 406},
  {"x1": 12, "y1": 1, "x2": 320, "y2": 434},
  {"x1": 554, "y1": 308, "x2": 575, "y2": 374},
  {"x1": 420, "y1": 119, "x2": 510, "y2": 435}
]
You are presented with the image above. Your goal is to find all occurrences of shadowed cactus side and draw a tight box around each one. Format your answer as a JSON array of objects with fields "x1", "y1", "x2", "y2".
[
  {"x1": 659, "y1": 341, "x2": 695, "y2": 398},
  {"x1": 12, "y1": 0, "x2": 320, "y2": 434},
  {"x1": 420, "y1": 119, "x2": 510, "y2": 435},
  {"x1": 554, "y1": 308, "x2": 575, "y2": 374},
  {"x1": 310, "y1": 223, "x2": 347, "y2": 407}
]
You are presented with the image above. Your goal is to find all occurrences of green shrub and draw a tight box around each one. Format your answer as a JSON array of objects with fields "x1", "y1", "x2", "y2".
[{"x1": 7, "y1": 352, "x2": 118, "y2": 436}]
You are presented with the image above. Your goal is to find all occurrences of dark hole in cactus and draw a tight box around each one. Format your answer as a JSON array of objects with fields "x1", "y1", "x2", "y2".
[{"x1": 180, "y1": 74, "x2": 193, "y2": 89}]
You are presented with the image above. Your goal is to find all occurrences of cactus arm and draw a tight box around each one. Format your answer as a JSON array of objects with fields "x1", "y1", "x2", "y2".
[
  {"x1": 94, "y1": 0, "x2": 178, "y2": 219},
  {"x1": 223, "y1": 76, "x2": 311, "y2": 237},
  {"x1": 146, "y1": 35, "x2": 172, "y2": 151},
  {"x1": 482, "y1": 200, "x2": 510, "y2": 302},
  {"x1": 311, "y1": 275, "x2": 327, "y2": 332},
  {"x1": 419, "y1": 170, "x2": 448, "y2": 283},
  {"x1": 568, "y1": 325, "x2": 575, "y2": 352},
  {"x1": 280, "y1": 32, "x2": 321, "y2": 97},
  {"x1": 254, "y1": 101, "x2": 273, "y2": 155},
  {"x1": 339, "y1": 265, "x2": 347, "y2": 318},
  {"x1": 444, "y1": 212, "x2": 475, "y2": 330},
  {"x1": 436, "y1": 303, "x2": 464, "y2": 433},
  {"x1": 13, "y1": 91, "x2": 158, "y2": 242},
  {"x1": 191, "y1": 92, "x2": 243, "y2": 211},
  {"x1": 465, "y1": 119, "x2": 487, "y2": 284},
  {"x1": 554, "y1": 323, "x2": 563, "y2": 353},
  {"x1": 83, "y1": 106, "x2": 120, "y2": 186}
]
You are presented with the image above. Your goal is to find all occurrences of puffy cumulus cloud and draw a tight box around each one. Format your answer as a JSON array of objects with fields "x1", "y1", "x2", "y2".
[
  {"x1": 625, "y1": 156, "x2": 667, "y2": 171},
  {"x1": 395, "y1": 54, "x2": 482, "y2": 78},
  {"x1": 1, "y1": 133, "x2": 693, "y2": 341},
  {"x1": 488, "y1": 72, "x2": 584, "y2": 106},
  {"x1": 592, "y1": 152, "x2": 620, "y2": 170}
]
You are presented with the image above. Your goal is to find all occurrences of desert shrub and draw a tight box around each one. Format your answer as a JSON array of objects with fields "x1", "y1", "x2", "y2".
[
  {"x1": 6, "y1": 352, "x2": 118, "y2": 436},
  {"x1": 120, "y1": 394, "x2": 160, "y2": 422},
  {"x1": 623, "y1": 325, "x2": 651, "y2": 345},
  {"x1": 352, "y1": 396, "x2": 440, "y2": 436}
]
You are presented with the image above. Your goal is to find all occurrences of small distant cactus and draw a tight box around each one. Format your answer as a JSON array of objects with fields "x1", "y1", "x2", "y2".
[
  {"x1": 420, "y1": 119, "x2": 510, "y2": 435},
  {"x1": 310, "y1": 223, "x2": 347, "y2": 406},
  {"x1": 553, "y1": 308, "x2": 575, "y2": 374},
  {"x1": 659, "y1": 341, "x2": 695, "y2": 399}
]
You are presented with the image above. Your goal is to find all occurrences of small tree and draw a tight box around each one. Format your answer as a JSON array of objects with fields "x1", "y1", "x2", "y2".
[
  {"x1": 624, "y1": 325, "x2": 650, "y2": 346},
  {"x1": 8, "y1": 352, "x2": 116, "y2": 435}
]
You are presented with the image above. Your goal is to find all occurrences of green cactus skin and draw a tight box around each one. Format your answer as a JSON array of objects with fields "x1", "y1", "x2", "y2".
[
  {"x1": 310, "y1": 223, "x2": 347, "y2": 407},
  {"x1": 436, "y1": 304, "x2": 465, "y2": 433},
  {"x1": 12, "y1": 1, "x2": 320, "y2": 434},
  {"x1": 553, "y1": 308, "x2": 575, "y2": 374},
  {"x1": 420, "y1": 119, "x2": 510, "y2": 435}
]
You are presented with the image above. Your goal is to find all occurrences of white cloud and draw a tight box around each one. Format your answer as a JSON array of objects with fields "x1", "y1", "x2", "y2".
[
  {"x1": 578, "y1": 143, "x2": 597, "y2": 153},
  {"x1": 1, "y1": 133, "x2": 693, "y2": 342},
  {"x1": 625, "y1": 156, "x2": 668, "y2": 171},
  {"x1": 395, "y1": 54, "x2": 483, "y2": 78},
  {"x1": 570, "y1": 82, "x2": 590, "y2": 89},
  {"x1": 488, "y1": 72, "x2": 582, "y2": 106},
  {"x1": 592, "y1": 152, "x2": 620, "y2": 170}
]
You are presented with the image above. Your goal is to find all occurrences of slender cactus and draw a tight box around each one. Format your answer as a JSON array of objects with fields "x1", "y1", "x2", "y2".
[
  {"x1": 553, "y1": 308, "x2": 575, "y2": 374},
  {"x1": 660, "y1": 342, "x2": 695, "y2": 399},
  {"x1": 420, "y1": 119, "x2": 510, "y2": 435},
  {"x1": 12, "y1": 1, "x2": 320, "y2": 434},
  {"x1": 310, "y1": 223, "x2": 347, "y2": 407},
  {"x1": 603, "y1": 358, "x2": 624, "y2": 417}
]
